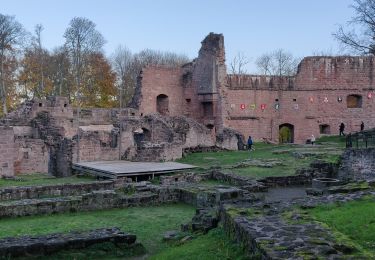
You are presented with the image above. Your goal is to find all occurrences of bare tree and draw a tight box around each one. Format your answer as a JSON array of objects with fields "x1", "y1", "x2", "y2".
[
  {"x1": 334, "y1": 0, "x2": 375, "y2": 54},
  {"x1": 134, "y1": 49, "x2": 189, "y2": 67},
  {"x1": 64, "y1": 17, "x2": 105, "y2": 104},
  {"x1": 255, "y1": 49, "x2": 300, "y2": 76},
  {"x1": 111, "y1": 45, "x2": 133, "y2": 108},
  {"x1": 34, "y1": 24, "x2": 45, "y2": 97},
  {"x1": 229, "y1": 52, "x2": 249, "y2": 74},
  {"x1": 255, "y1": 54, "x2": 272, "y2": 75},
  {"x1": 0, "y1": 14, "x2": 26, "y2": 114},
  {"x1": 271, "y1": 49, "x2": 299, "y2": 76},
  {"x1": 50, "y1": 46, "x2": 72, "y2": 98},
  {"x1": 64, "y1": 17, "x2": 105, "y2": 162}
]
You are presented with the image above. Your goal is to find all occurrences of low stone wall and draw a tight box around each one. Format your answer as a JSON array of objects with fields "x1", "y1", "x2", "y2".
[
  {"x1": 221, "y1": 190, "x2": 375, "y2": 259},
  {"x1": 339, "y1": 148, "x2": 375, "y2": 181},
  {"x1": 183, "y1": 146, "x2": 226, "y2": 155},
  {"x1": 0, "y1": 227, "x2": 137, "y2": 258},
  {"x1": 159, "y1": 173, "x2": 209, "y2": 185},
  {"x1": 0, "y1": 180, "x2": 124, "y2": 201},
  {"x1": 210, "y1": 170, "x2": 267, "y2": 192},
  {"x1": 0, "y1": 182, "x2": 248, "y2": 218},
  {"x1": 258, "y1": 174, "x2": 311, "y2": 187},
  {"x1": 0, "y1": 188, "x2": 179, "y2": 218},
  {"x1": 177, "y1": 185, "x2": 244, "y2": 207}
]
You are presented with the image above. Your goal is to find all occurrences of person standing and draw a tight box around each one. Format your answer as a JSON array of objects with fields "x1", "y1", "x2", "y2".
[
  {"x1": 247, "y1": 136, "x2": 254, "y2": 151},
  {"x1": 339, "y1": 123, "x2": 345, "y2": 136},
  {"x1": 311, "y1": 134, "x2": 316, "y2": 145},
  {"x1": 361, "y1": 121, "x2": 364, "y2": 131}
]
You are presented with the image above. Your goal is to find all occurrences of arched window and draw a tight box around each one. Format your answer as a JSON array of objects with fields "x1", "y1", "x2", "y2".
[
  {"x1": 347, "y1": 95, "x2": 362, "y2": 108},
  {"x1": 156, "y1": 94, "x2": 169, "y2": 115}
]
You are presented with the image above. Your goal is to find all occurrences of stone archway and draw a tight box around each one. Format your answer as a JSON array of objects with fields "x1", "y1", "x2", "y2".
[
  {"x1": 279, "y1": 123, "x2": 294, "y2": 143},
  {"x1": 156, "y1": 94, "x2": 169, "y2": 115}
]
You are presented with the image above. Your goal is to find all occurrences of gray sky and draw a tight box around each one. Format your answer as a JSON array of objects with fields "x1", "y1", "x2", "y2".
[{"x1": 2, "y1": 0, "x2": 354, "y2": 72}]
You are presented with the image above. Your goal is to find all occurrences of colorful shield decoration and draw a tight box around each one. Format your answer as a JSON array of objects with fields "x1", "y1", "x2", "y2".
[
  {"x1": 260, "y1": 104, "x2": 266, "y2": 110},
  {"x1": 368, "y1": 92, "x2": 373, "y2": 99},
  {"x1": 240, "y1": 104, "x2": 245, "y2": 110},
  {"x1": 309, "y1": 97, "x2": 314, "y2": 103}
]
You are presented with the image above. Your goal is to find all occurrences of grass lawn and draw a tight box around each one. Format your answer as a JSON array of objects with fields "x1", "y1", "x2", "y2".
[
  {"x1": 308, "y1": 198, "x2": 375, "y2": 256},
  {"x1": 0, "y1": 204, "x2": 248, "y2": 259},
  {"x1": 0, "y1": 173, "x2": 96, "y2": 188},
  {"x1": 178, "y1": 136, "x2": 345, "y2": 180},
  {"x1": 150, "y1": 227, "x2": 249, "y2": 260},
  {"x1": 0, "y1": 203, "x2": 194, "y2": 256}
]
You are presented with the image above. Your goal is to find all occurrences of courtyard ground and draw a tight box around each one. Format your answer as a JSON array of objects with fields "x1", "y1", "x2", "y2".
[{"x1": 1, "y1": 135, "x2": 373, "y2": 259}]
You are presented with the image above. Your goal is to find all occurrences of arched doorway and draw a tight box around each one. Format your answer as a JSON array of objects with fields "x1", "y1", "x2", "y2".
[
  {"x1": 279, "y1": 123, "x2": 294, "y2": 143},
  {"x1": 156, "y1": 94, "x2": 169, "y2": 115}
]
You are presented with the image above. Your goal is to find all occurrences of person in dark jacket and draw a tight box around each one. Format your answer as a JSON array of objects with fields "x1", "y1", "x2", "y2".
[
  {"x1": 247, "y1": 136, "x2": 254, "y2": 151},
  {"x1": 339, "y1": 123, "x2": 345, "y2": 136},
  {"x1": 361, "y1": 121, "x2": 364, "y2": 131}
]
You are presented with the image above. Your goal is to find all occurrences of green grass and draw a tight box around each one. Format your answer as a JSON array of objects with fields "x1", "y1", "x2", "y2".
[
  {"x1": 178, "y1": 139, "x2": 344, "y2": 179},
  {"x1": 315, "y1": 135, "x2": 346, "y2": 147},
  {"x1": 0, "y1": 173, "x2": 96, "y2": 188},
  {"x1": 0, "y1": 203, "x2": 194, "y2": 256},
  {"x1": 308, "y1": 198, "x2": 375, "y2": 255},
  {"x1": 150, "y1": 227, "x2": 248, "y2": 260}
]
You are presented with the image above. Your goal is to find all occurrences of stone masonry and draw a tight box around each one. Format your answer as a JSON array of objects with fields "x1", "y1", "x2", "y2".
[
  {"x1": 0, "y1": 95, "x2": 241, "y2": 177},
  {"x1": 132, "y1": 33, "x2": 375, "y2": 144}
]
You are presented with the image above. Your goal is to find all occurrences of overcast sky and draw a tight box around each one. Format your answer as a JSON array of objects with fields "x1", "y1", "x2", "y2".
[{"x1": 2, "y1": 0, "x2": 354, "y2": 72}]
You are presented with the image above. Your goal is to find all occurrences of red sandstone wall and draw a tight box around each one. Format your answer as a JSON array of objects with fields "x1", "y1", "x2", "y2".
[
  {"x1": 72, "y1": 131, "x2": 120, "y2": 162},
  {"x1": 295, "y1": 56, "x2": 375, "y2": 90},
  {"x1": 0, "y1": 127, "x2": 16, "y2": 177},
  {"x1": 138, "y1": 66, "x2": 185, "y2": 116},
  {"x1": 14, "y1": 139, "x2": 49, "y2": 174},
  {"x1": 224, "y1": 88, "x2": 375, "y2": 143}
]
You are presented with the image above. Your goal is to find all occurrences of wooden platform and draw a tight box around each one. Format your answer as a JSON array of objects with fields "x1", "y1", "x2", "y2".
[{"x1": 72, "y1": 161, "x2": 196, "y2": 179}]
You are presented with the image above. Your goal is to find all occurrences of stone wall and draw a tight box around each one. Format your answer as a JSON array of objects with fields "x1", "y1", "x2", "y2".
[
  {"x1": 14, "y1": 138, "x2": 48, "y2": 174},
  {"x1": 0, "y1": 228, "x2": 137, "y2": 258},
  {"x1": 338, "y1": 148, "x2": 375, "y2": 181},
  {"x1": 0, "y1": 127, "x2": 16, "y2": 177},
  {"x1": 133, "y1": 33, "x2": 375, "y2": 144},
  {"x1": 0, "y1": 180, "x2": 117, "y2": 201},
  {"x1": 134, "y1": 66, "x2": 185, "y2": 117}
]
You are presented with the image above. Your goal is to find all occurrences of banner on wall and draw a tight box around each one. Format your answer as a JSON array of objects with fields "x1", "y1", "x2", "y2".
[
  {"x1": 368, "y1": 92, "x2": 373, "y2": 99},
  {"x1": 309, "y1": 97, "x2": 314, "y2": 103},
  {"x1": 260, "y1": 104, "x2": 266, "y2": 110},
  {"x1": 250, "y1": 104, "x2": 256, "y2": 110},
  {"x1": 240, "y1": 104, "x2": 246, "y2": 110},
  {"x1": 275, "y1": 103, "x2": 280, "y2": 110},
  {"x1": 337, "y1": 97, "x2": 343, "y2": 103},
  {"x1": 293, "y1": 103, "x2": 299, "y2": 110},
  {"x1": 323, "y1": 97, "x2": 329, "y2": 103}
]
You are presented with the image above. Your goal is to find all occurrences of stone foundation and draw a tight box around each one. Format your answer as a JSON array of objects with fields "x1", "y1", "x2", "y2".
[{"x1": 0, "y1": 227, "x2": 138, "y2": 258}]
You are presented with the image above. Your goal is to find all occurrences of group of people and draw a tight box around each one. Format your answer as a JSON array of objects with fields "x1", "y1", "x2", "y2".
[
  {"x1": 247, "y1": 121, "x2": 365, "y2": 150},
  {"x1": 339, "y1": 121, "x2": 365, "y2": 136}
]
